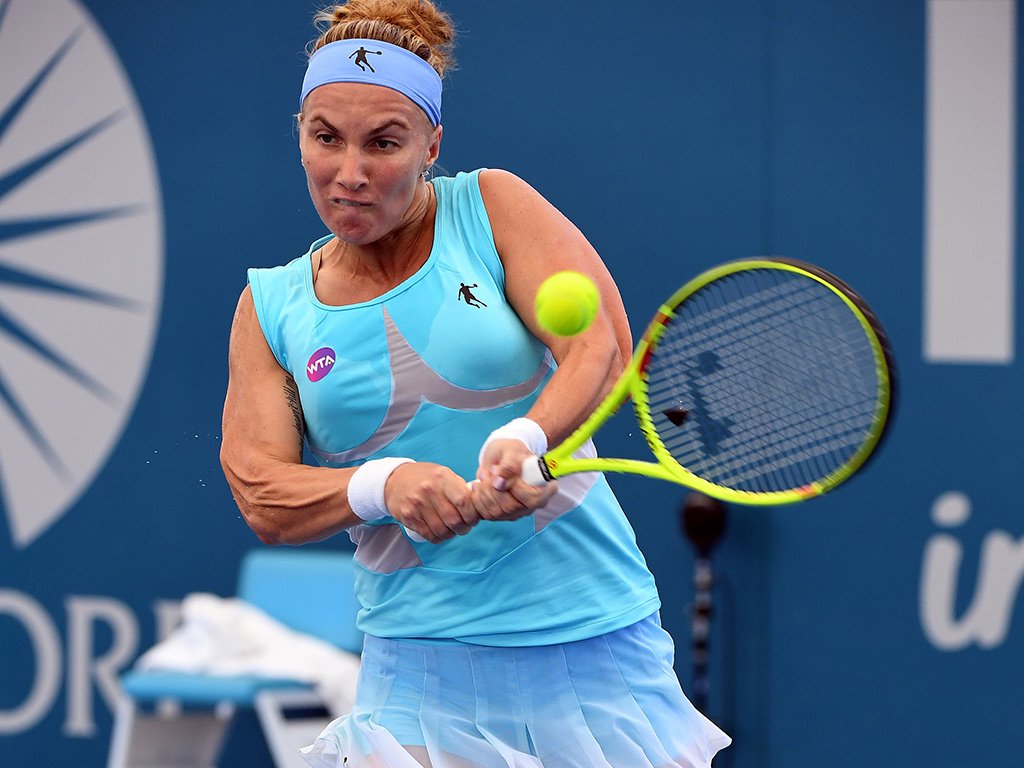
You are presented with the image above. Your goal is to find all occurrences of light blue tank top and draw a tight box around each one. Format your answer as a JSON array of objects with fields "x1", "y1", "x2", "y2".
[{"x1": 248, "y1": 170, "x2": 659, "y2": 645}]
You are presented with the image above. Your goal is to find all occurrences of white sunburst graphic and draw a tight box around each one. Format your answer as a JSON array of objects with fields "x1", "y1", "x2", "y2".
[{"x1": 0, "y1": 0, "x2": 164, "y2": 548}]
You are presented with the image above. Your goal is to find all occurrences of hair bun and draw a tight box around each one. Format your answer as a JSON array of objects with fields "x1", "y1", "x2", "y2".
[{"x1": 311, "y1": 0, "x2": 456, "y2": 77}]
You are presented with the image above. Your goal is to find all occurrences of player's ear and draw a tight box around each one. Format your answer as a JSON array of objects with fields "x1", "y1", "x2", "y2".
[{"x1": 426, "y1": 124, "x2": 442, "y2": 166}]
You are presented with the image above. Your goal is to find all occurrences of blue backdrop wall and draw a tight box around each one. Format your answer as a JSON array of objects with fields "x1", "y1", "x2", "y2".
[{"x1": 1, "y1": 1, "x2": 1021, "y2": 766}]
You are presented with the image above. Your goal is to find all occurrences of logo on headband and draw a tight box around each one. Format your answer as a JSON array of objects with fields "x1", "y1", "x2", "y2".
[
  {"x1": 300, "y1": 38, "x2": 443, "y2": 125},
  {"x1": 350, "y1": 46, "x2": 382, "y2": 73}
]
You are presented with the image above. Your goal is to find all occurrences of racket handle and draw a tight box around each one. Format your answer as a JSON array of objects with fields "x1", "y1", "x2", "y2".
[{"x1": 520, "y1": 455, "x2": 554, "y2": 487}]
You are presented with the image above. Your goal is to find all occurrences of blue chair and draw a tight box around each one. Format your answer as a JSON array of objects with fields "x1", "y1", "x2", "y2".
[{"x1": 106, "y1": 548, "x2": 362, "y2": 768}]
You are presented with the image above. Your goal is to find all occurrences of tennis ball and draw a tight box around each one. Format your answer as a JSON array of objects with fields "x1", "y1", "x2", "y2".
[{"x1": 535, "y1": 271, "x2": 600, "y2": 337}]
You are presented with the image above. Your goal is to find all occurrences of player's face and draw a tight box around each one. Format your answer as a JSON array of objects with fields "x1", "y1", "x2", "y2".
[{"x1": 298, "y1": 83, "x2": 441, "y2": 245}]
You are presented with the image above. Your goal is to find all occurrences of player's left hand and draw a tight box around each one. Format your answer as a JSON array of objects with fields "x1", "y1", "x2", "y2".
[{"x1": 472, "y1": 438, "x2": 557, "y2": 521}]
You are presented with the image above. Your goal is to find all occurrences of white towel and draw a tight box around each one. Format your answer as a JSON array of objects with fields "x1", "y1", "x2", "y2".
[{"x1": 135, "y1": 593, "x2": 360, "y2": 716}]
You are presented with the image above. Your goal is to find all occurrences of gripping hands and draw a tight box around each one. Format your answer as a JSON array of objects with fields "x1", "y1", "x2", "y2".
[{"x1": 383, "y1": 438, "x2": 557, "y2": 544}]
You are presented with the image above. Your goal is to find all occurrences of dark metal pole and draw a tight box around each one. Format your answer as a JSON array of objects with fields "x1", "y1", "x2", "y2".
[{"x1": 680, "y1": 492, "x2": 727, "y2": 714}]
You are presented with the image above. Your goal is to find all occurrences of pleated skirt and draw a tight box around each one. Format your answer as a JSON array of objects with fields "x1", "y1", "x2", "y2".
[{"x1": 300, "y1": 613, "x2": 730, "y2": 768}]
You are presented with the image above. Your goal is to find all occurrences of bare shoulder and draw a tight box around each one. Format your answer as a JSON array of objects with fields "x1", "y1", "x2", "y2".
[
  {"x1": 477, "y1": 168, "x2": 573, "y2": 246},
  {"x1": 231, "y1": 283, "x2": 255, "y2": 321},
  {"x1": 227, "y1": 284, "x2": 279, "y2": 373},
  {"x1": 478, "y1": 168, "x2": 547, "y2": 212},
  {"x1": 228, "y1": 285, "x2": 257, "y2": 346},
  {"x1": 478, "y1": 167, "x2": 529, "y2": 191}
]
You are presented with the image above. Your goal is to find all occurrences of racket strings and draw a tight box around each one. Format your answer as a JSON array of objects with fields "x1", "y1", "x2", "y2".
[
  {"x1": 664, "y1": 338, "x2": 877, "y2": 491},
  {"x1": 643, "y1": 268, "x2": 884, "y2": 494},
  {"x1": 668, "y1": 299, "x2": 877, "y2": 489}
]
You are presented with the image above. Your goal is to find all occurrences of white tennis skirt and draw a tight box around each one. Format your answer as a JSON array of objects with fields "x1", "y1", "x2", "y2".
[{"x1": 300, "y1": 613, "x2": 730, "y2": 768}]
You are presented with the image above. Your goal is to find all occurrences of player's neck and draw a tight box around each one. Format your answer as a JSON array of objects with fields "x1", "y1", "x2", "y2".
[{"x1": 315, "y1": 183, "x2": 436, "y2": 303}]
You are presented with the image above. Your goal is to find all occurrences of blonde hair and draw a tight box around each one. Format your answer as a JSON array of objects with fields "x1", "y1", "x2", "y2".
[{"x1": 310, "y1": 0, "x2": 456, "y2": 78}]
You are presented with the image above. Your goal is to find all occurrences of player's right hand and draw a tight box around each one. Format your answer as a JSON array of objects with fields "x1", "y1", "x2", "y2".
[{"x1": 383, "y1": 462, "x2": 479, "y2": 544}]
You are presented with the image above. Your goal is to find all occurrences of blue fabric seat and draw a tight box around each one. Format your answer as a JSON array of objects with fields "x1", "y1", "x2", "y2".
[
  {"x1": 106, "y1": 547, "x2": 361, "y2": 768},
  {"x1": 120, "y1": 671, "x2": 309, "y2": 706}
]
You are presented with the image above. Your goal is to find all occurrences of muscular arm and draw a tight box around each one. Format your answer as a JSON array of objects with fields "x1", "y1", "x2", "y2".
[
  {"x1": 480, "y1": 169, "x2": 632, "y2": 446},
  {"x1": 220, "y1": 286, "x2": 479, "y2": 545},
  {"x1": 469, "y1": 169, "x2": 631, "y2": 512},
  {"x1": 220, "y1": 286, "x2": 363, "y2": 545}
]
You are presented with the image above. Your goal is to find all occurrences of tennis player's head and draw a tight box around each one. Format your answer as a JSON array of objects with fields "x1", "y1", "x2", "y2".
[{"x1": 297, "y1": 0, "x2": 455, "y2": 244}]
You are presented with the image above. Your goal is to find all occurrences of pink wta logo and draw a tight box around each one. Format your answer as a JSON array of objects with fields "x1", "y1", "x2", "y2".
[{"x1": 307, "y1": 347, "x2": 336, "y2": 382}]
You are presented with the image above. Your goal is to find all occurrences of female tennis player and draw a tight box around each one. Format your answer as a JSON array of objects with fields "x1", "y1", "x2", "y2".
[{"x1": 219, "y1": 1, "x2": 731, "y2": 765}]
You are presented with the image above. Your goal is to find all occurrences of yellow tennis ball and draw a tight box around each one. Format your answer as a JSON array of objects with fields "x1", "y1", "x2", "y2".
[{"x1": 535, "y1": 271, "x2": 600, "y2": 337}]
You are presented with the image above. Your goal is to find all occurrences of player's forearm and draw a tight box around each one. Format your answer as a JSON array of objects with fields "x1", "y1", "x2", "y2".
[
  {"x1": 220, "y1": 448, "x2": 362, "y2": 545},
  {"x1": 526, "y1": 336, "x2": 622, "y2": 448}
]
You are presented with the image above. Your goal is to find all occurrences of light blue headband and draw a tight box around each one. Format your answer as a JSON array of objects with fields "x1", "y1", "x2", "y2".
[{"x1": 300, "y1": 38, "x2": 442, "y2": 126}]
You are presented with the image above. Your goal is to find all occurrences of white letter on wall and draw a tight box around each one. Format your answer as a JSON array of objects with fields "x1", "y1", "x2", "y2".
[
  {"x1": 0, "y1": 590, "x2": 62, "y2": 734},
  {"x1": 924, "y1": 0, "x2": 1017, "y2": 363},
  {"x1": 64, "y1": 596, "x2": 139, "y2": 737}
]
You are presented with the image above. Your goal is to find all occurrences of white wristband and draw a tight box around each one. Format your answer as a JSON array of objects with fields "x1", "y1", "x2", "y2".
[
  {"x1": 347, "y1": 457, "x2": 414, "y2": 522},
  {"x1": 479, "y1": 417, "x2": 548, "y2": 465}
]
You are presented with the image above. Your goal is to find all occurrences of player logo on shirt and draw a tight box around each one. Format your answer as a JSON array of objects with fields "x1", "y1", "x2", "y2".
[{"x1": 458, "y1": 282, "x2": 487, "y2": 308}]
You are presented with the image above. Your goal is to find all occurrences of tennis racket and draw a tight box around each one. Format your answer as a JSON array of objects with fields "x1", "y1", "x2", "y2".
[{"x1": 521, "y1": 258, "x2": 895, "y2": 505}]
